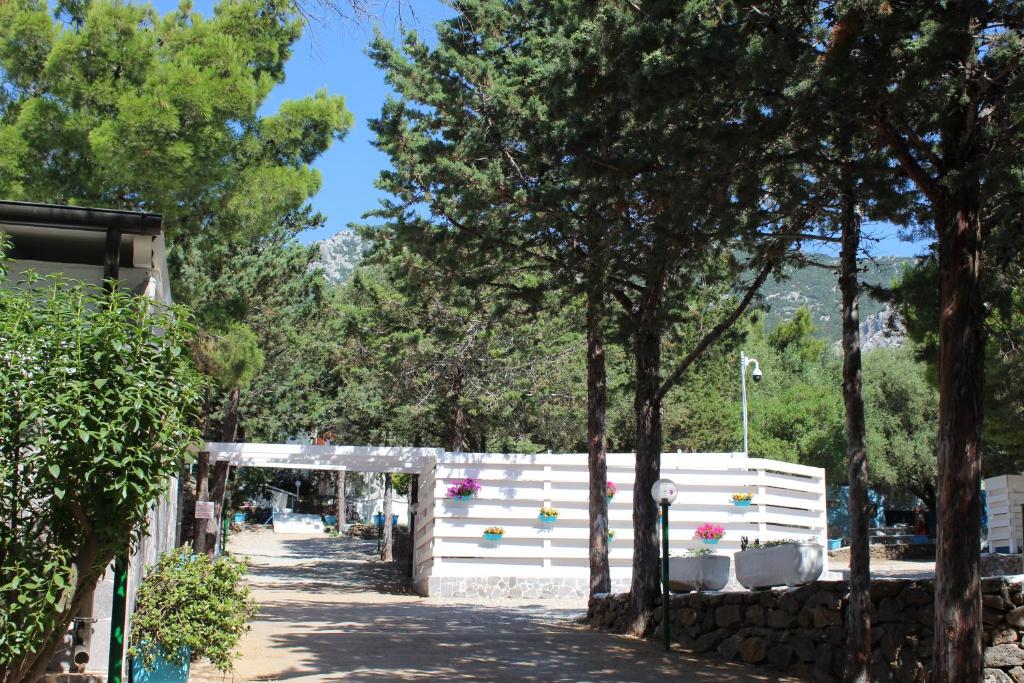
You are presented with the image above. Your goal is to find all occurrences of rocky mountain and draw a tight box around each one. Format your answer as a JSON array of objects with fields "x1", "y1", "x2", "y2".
[
  {"x1": 317, "y1": 230, "x2": 369, "y2": 283},
  {"x1": 316, "y1": 230, "x2": 913, "y2": 345},
  {"x1": 760, "y1": 255, "x2": 914, "y2": 343}
]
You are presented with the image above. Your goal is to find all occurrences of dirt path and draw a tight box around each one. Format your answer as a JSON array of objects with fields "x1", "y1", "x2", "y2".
[{"x1": 189, "y1": 529, "x2": 797, "y2": 682}]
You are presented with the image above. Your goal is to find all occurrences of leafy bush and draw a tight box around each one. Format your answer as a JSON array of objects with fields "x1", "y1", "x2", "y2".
[
  {"x1": 130, "y1": 547, "x2": 258, "y2": 672},
  {"x1": 0, "y1": 268, "x2": 204, "y2": 681}
]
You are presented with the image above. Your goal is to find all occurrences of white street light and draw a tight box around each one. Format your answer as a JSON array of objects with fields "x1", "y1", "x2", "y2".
[{"x1": 740, "y1": 352, "x2": 762, "y2": 456}]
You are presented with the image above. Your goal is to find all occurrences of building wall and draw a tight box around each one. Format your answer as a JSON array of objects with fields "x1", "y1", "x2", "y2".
[{"x1": 414, "y1": 452, "x2": 827, "y2": 598}]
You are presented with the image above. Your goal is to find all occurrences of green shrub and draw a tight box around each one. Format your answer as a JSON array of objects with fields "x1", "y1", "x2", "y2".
[
  {"x1": 0, "y1": 267, "x2": 204, "y2": 681},
  {"x1": 129, "y1": 547, "x2": 258, "y2": 672}
]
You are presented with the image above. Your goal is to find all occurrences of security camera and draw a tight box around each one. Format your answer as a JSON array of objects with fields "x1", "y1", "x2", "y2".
[{"x1": 752, "y1": 366, "x2": 763, "y2": 382}]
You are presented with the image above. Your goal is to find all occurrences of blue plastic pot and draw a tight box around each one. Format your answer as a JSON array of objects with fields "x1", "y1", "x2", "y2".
[
  {"x1": 701, "y1": 538, "x2": 720, "y2": 545},
  {"x1": 538, "y1": 514, "x2": 558, "y2": 524},
  {"x1": 233, "y1": 512, "x2": 246, "y2": 524},
  {"x1": 828, "y1": 538, "x2": 842, "y2": 550},
  {"x1": 132, "y1": 645, "x2": 190, "y2": 683},
  {"x1": 732, "y1": 499, "x2": 752, "y2": 507},
  {"x1": 450, "y1": 494, "x2": 474, "y2": 501},
  {"x1": 483, "y1": 532, "x2": 503, "y2": 541}
]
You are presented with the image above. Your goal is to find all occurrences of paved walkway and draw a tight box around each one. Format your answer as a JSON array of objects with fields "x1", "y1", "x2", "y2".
[{"x1": 190, "y1": 529, "x2": 797, "y2": 682}]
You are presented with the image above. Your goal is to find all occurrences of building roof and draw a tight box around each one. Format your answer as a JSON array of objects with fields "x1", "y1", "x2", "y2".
[{"x1": 0, "y1": 200, "x2": 162, "y2": 236}]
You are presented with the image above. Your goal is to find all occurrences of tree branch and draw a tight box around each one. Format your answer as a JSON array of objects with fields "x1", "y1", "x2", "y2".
[
  {"x1": 875, "y1": 106, "x2": 943, "y2": 203},
  {"x1": 655, "y1": 258, "x2": 775, "y2": 403}
]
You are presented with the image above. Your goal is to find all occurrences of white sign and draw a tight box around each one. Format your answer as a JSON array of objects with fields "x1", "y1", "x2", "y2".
[{"x1": 194, "y1": 502, "x2": 215, "y2": 519}]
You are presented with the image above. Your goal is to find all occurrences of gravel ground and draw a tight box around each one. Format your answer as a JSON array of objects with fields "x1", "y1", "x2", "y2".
[{"x1": 188, "y1": 529, "x2": 798, "y2": 683}]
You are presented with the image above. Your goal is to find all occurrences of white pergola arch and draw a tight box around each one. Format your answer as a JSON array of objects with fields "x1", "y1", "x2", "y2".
[{"x1": 205, "y1": 442, "x2": 441, "y2": 474}]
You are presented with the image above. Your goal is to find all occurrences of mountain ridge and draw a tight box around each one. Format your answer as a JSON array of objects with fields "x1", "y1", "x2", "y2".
[{"x1": 316, "y1": 231, "x2": 914, "y2": 344}]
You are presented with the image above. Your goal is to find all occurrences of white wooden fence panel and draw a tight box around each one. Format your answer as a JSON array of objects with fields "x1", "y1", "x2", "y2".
[
  {"x1": 985, "y1": 475, "x2": 1024, "y2": 553},
  {"x1": 415, "y1": 452, "x2": 827, "y2": 591}
]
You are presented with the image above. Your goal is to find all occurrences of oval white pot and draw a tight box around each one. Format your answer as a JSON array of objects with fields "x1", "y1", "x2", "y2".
[
  {"x1": 734, "y1": 543, "x2": 824, "y2": 590},
  {"x1": 668, "y1": 555, "x2": 731, "y2": 592}
]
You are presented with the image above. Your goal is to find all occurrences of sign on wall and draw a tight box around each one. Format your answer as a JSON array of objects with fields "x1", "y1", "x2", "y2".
[{"x1": 194, "y1": 502, "x2": 215, "y2": 519}]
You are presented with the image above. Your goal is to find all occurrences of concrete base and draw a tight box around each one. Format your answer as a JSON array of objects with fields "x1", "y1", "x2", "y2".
[
  {"x1": 272, "y1": 513, "x2": 325, "y2": 534},
  {"x1": 416, "y1": 575, "x2": 631, "y2": 599}
]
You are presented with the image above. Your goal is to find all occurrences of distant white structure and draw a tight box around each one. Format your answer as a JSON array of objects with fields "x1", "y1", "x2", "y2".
[{"x1": 984, "y1": 475, "x2": 1024, "y2": 553}]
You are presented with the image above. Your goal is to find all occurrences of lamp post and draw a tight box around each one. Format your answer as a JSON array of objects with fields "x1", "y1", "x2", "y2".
[
  {"x1": 651, "y1": 478, "x2": 678, "y2": 651},
  {"x1": 740, "y1": 352, "x2": 762, "y2": 455}
]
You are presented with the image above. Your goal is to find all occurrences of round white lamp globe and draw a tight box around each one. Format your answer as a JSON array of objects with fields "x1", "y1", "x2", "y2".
[{"x1": 651, "y1": 478, "x2": 678, "y2": 505}]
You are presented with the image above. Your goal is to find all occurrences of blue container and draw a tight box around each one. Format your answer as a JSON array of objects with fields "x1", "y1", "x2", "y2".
[
  {"x1": 483, "y1": 532, "x2": 503, "y2": 541},
  {"x1": 373, "y1": 513, "x2": 399, "y2": 528},
  {"x1": 324, "y1": 514, "x2": 338, "y2": 526},
  {"x1": 450, "y1": 494, "x2": 474, "y2": 501},
  {"x1": 828, "y1": 538, "x2": 842, "y2": 550},
  {"x1": 702, "y1": 538, "x2": 720, "y2": 545},
  {"x1": 538, "y1": 514, "x2": 557, "y2": 524},
  {"x1": 911, "y1": 534, "x2": 930, "y2": 545},
  {"x1": 132, "y1": 646, "x2": 190, "y2": 683},
  {"x1": 233, "y1": 512, "x2": 246, "y2": 524},
  {"x1": 732, "y1": 499, "x2": 752, "y2": 507}
]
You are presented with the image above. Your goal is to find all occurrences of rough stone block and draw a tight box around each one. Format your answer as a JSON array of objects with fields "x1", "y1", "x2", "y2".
[
  {"x1": 1009, "y1": 665, "x2": 1024, "y2": 683},
  {"x1": 718, "y1": 634, "x2": 742, "y2": 661},
  {"x1": 692, "y1": 629, "x2": 724, "y2": 653},
  {"x1": 813, "y1": 605, "x2": 842, "y2": 628},
  {"x1": 767, "y1": 608, "x2": 795, "y2": 629},
  {"x1": 902, "y1": 586, "x2": 931, "y2": 606},
  {"x1": 986, "y1": 644, "x2": 1024, "y2": 668},
  {"x1": 715, "y1": 604, "x2": 742, "y2": 630},
  {"x1": 986, "y1": 669, "x2": 1015, "y2": 683},
  {"x1": 679, "y1": 608, "x2": 698, "y2": 626},
  {"x1": 745, "y1": 605, "x2": 765, "y2": 626},
  {"x1": 739, "y1": 637, "x2": 767, "y2": 664},
  {"x1": 992, "y1": 627, "x2": 1019, "y2": 645},
  {"x1": 766, "y1": 643, "x2": 793, "y2": 670},
  {"x1": 1008, "y1": 606, "x2": 1024, "y2": 628},
  {"x1": 791, "y1": 633, "x2": 816, "y2": 663}
]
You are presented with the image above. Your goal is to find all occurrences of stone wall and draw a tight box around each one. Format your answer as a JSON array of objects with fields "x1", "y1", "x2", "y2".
[
  {"x1": 588, "y1": 577, "x2": 1024, "y2": 682},
  {"x1": 983, "y1": 553, "x2": 1023, "y2": 577}
]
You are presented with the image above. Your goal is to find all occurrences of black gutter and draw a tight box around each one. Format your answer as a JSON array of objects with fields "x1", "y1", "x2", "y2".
[{"x1": 0, "y1": 200, "x2": 162, "y2": 236}]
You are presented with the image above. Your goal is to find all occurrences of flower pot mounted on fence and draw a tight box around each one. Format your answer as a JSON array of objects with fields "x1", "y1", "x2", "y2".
[{"x1": 446, "y1": 478, "x2": 481, "y2": 500}]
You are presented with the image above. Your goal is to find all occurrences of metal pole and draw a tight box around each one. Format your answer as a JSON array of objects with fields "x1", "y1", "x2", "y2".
[
  {"x1": 107, "y1": 554, "x2": 129, "y2": 683},
  {"x1": 740, "y1": 352, "x2": 749, "y2": 455},
  {"x1": 661, "y1": 501, "x2": 671, "y2": 651}
]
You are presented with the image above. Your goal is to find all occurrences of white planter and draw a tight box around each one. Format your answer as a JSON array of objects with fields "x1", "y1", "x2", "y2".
[
  {"x1": 668, "y1": 555, "x2": 731, "y2": 592},
  {"x1": 734, "y1": 543, "x2": 824, "y2": 589}
]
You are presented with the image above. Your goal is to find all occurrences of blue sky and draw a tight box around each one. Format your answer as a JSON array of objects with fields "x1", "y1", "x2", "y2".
[{"x1": 155, "y1": 0, "x2": 928, "y2": 257}]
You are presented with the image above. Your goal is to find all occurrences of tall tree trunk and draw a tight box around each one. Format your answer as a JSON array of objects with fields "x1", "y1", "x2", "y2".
[
  {"x1": 839, "y1": 149, "x2": 870, "y2": 682},
  {"x1": 193, "y1": 450, "x2": 210, "y2": 555},
  {"x1": 207, "y1": 385, "x2": 240, "y2": 557},
  {"x1": 628, "y1": 304, "x2": 662, "y2": 636},
  {"x1": 382, "y1": 473, "x2": 394, "y2": 561},
  {"x1": 933, "y1": 189, "x2": 985, "y2": 681},
  {"x1": 335, "y1": 470, "x2": 346, "y2": 527},
  {"x1": 587, "y1": 283, "x2": 611, "y2": 595}
]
